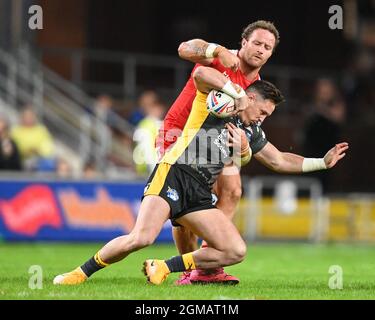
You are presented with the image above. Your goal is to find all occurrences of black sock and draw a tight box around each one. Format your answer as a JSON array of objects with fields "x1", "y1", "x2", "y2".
[
  {"x1": 80, "y1": 256, "x2": 105, "y2": 277},
  {"x1": 165, "y1": 256, "x2": 185, "y2": 273}
]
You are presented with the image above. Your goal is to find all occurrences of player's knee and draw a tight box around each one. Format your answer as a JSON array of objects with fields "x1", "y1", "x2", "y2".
[
  {"x1": 230, "y1": 185, "x2": 242, "y2": 202},
  {"x1": 227, "y1": 240, "x2": 247, "y2": 264},
  {"x1": 234, "y1": 241, "x2": 247, "y2": 262},
  {"x1": 220, "y1": 185, "x2": 242, "y2": 203}
]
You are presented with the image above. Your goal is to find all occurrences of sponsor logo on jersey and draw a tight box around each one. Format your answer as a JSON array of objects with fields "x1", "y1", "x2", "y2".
[
  {"x1": 235, "y1": 117, "x2": 254, "y2": 141},
  {"x1": 166, "y1": 187, "x2": 179, "y2": 201}
]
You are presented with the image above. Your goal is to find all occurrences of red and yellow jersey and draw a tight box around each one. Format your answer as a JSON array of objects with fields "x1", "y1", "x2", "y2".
[{"x1": 156, "y1": 51, "x2": 260, "y2": 157}]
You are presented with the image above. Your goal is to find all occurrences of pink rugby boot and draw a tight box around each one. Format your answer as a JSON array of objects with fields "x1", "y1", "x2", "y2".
[
  {"x1": 189, "y1": 268, "x2": 240, "y2": 285},
  {"x1": 175, "y1": 271, "x2": 192, "y2": 285}
]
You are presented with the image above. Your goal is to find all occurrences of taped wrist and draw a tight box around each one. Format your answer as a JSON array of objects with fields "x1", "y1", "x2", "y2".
[
  {"x1": 239, "y1": 145, "x2": 252, "y2": 166},
  {"x1": 241, "y1": 148, "x2": 251, "y2": 167},
  {"x1": 205, "y1": 43, "x2": 219, "y2": 58},
  {"x1": 302, "y1": 158, "x2": 327, "y2": 172}
]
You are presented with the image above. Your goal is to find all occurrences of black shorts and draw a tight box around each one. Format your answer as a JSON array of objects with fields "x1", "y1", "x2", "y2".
[{"x1": 143, "y1": 163, "x2": 216, "y2": 226}]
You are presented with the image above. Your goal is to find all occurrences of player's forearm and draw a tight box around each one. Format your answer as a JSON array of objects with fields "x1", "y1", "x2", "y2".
[
  {"x1": 255, "y1": 142, "x2": 332, "y2": 173},
  {"x1": 192, "y1": 66, "x2": 230, "y2": 93},
  {"x1": 255, "y1": 149, "x2": 304, "y2": 173},
  {"x1": 275, "y1": 153, "x2": 305, "y2": 173},
  {"x1": 262, "y1": 152, "x2": 327, "y2": 174},
  {"x1": 178, "y1": 39, "x2": 224, "y2": 64},
  {"x1": 178, "y1": 39, "x2": 207, "y2": 62}
]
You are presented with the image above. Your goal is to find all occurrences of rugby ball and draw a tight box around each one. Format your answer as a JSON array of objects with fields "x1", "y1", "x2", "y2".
[{"x1": 206, "y1": 90, "x2": 235, "y2": 118}]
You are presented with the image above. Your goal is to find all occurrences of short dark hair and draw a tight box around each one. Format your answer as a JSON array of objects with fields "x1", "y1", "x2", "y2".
[
  {"x1": 246, "y1": 80, "x2": 285, "y2": 106},
  {"x1": 241, "y1": 20, "x2": 280, "y2": 49}
]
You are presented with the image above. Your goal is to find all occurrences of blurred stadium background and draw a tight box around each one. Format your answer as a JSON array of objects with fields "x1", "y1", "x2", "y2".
[{"x1": 0, "y1": 0, "x2": 375, "y2": 286}]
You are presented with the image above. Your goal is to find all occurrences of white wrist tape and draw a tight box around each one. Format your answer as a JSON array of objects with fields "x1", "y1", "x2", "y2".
[
  {"x1": 302, "y1": 158, "x2": 327, "y2": 172},
  {"x1": 205, "y1": 43, "x2": 219, "y2": 58},
  {"x1": 221, "y1": 81, "x2": 246, "y2": 99}
]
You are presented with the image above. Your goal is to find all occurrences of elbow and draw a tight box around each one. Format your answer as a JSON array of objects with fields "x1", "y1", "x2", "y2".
[
  {"x1": 192, "y1": 66, "x2": 205, "y2": 82},
  {"x1": 177, "y1": 42, "x2": 187, "y2": 58}
]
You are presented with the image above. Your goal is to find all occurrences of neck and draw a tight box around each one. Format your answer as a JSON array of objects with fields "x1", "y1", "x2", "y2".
[{"x1": 239, "y1": 59, "x2": 261, "y2": 81}]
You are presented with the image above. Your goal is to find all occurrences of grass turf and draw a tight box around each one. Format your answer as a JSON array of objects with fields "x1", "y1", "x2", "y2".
[{"x1": 1, "y1": 242, "x2": 375, "y2": 300}]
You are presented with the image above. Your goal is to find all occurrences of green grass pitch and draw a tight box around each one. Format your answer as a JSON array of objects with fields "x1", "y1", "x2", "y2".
[{"x1": 1, "y1": 242, "x2": 375, "y2": 300}]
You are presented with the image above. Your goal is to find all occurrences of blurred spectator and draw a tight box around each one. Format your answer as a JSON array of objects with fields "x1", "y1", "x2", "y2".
[
  {"x1": 133, "y1": 98, "x2": 165, "y2": 175},
  {"x1": 0, "y1": 114, "x2": 22, "y2": 171},
  {"x1": 83, "y1": 159, "x2": 100, "y2": 179},
  {"x1": 128, "y1": 90, "x2": 160, "y2": 126},
  {"x1": 302, "y1": 78, "x2": 346, "y2": 191},
  {"x1": 11, "y1": 106, "x2": 55, "y2": 171},
  {"x1": 311, "y1": 78, "x2": 340, "y2": 110},
  {"x1": 91, "y1": 94, "x2": 118, "y2": 128},
  {"x1": 56, "y1": 158, "x2": 73, "y2": 178},
  {"x1": 343, "y1": 49, "x2": 375, "y2": 122}
]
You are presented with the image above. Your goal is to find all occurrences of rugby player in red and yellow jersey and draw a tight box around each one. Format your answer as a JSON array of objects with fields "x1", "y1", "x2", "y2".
[{"x1": 156, "y1": 20, "x2": 280, "y2": 284}]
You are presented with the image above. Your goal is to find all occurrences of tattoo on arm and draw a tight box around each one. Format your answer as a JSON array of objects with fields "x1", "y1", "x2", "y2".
[
  {"x1": 185, "y1": 40, "x2": 208, "y2": 58},
  {"x1": 194, "y1": 44, "x2": 207, "y2": 57}
]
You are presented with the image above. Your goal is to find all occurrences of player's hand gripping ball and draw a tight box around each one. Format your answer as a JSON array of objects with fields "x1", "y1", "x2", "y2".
[{"x1": 206, "y1": 90, "x2": 235, "y2": 118}]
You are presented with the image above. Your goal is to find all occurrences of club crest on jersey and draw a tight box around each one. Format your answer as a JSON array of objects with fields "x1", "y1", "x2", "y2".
[{"x1": 166, "y1": 187, "x2": 179, "y2": 201}]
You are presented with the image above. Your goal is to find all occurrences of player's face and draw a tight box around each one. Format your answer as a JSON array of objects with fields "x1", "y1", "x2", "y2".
[
  {"x1": 240, "y1": 29, "x2": 275, "y2": 68},
  {"x1": 239, "y1": 94, "x2": 275, "y2": 126}
]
